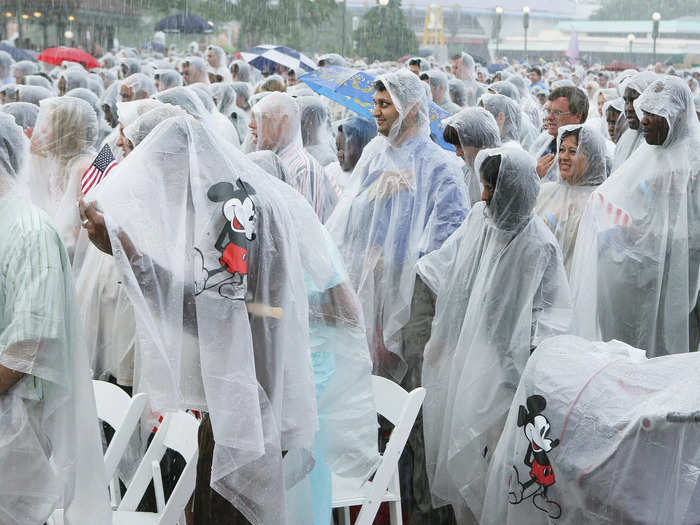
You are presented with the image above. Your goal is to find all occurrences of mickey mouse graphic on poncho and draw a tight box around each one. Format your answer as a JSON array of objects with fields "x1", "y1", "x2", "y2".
[
  {"x1": 508, "y1": 394, "x2": 562, "y2": 519},
  {"x1": 194, "y1": 179, "x2": 257, "y2": 301}
]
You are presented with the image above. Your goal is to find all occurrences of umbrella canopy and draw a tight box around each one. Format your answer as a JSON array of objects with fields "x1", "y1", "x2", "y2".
[
  {"x1": 155, "y1": 13, "x2": 213, "y2": 34},
  {"x1": 299, "y1": 65, "x2": 454, "y2": 152},
  {"x1": 0, "y1": 43, "x2": 35, "y2": 62},
  {"x1": 241, "y1": 45, "x2": 316, "y2": 75},
  {"x1": 38, "y1": 47, "x2": 99, "y2": 69}
]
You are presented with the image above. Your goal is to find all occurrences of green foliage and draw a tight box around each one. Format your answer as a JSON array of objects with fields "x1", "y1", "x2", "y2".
[
  {"x1": 590, "y1": 0, "x2": 700, "y2": 21},
  {"x1": 144, "y1": 0, "x2": 236, "y2": 22},
  {"x1": 353, "y1": 0, "x2": 419, "y2": 62},
  {"x1": 232, "y1": 0, "x2": 337, "y2": 50}
]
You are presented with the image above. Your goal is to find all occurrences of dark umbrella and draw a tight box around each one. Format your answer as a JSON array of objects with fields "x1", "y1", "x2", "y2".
[
  {"x1": 155, "y1": 13, "x2": 213, "y2": 34},
  {"x1": 0, "y1": 43, "x2": 35, "y2": 62}
]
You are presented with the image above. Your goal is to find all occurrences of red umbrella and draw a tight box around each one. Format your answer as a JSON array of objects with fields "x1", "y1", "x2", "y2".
[
  {"x1": 604, "y1": 60, "x2": 638, "y2": 72},
  {"x1": 37, "y1": 47, "x2": 100, "y2": 69}
]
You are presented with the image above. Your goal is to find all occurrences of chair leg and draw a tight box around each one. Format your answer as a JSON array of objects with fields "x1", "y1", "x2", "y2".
[{"x1": 389, "y1": 499, "x2": 402, "y2": 525}]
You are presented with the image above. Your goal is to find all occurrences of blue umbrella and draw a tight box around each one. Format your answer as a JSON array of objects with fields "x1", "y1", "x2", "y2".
[
  {"x1": 0, "y1": 43, "x2": 35, "y2": 62},
  {"x1": 241, "y1": 45, "x2": 316, "y2": 75},
  {"x1": 300, "y1": 65, "x2": 454, "y2": 151},
  {"x1": 155, "y1": 13, "x2": 213, "y2": 34}
]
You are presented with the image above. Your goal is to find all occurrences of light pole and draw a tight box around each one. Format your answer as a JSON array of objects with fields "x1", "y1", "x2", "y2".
[
  {"x1": 522, "y1": 6, "x2": 530, "y2": 63},
  {"x1": 627, "y1": 33, "x2": 635, "y2": 65},
  {"x1": 336, "y1": 0, "x2": 346, "y2": 57},
  {"x1": 652, "y1": 12, "x2": 661, "y2": 64},
  {"x1": 493, "y1": 6, "x2": 503, "y2": 57}
]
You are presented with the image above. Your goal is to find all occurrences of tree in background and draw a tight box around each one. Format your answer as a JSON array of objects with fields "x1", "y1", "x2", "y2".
[
  {"x1": 354, "y1": 0, "x2": 419, "y2": 62},
  {"x1": 233, "y1": 0, "x2": 337, "y2": 50},
  {"x1": 591, "y1": 0, "x2": 700, "y2": 20}
]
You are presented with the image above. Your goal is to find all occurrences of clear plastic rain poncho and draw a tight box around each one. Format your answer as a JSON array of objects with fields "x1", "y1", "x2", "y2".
[
  {"x1": 205, "y1": 45, "x2": 232, "y2": 83},
  {"x1": 0, "y1": 113, "x2": 111, "y2": 525},
  {"x1": 507, "y1": 74, "x2": 542, "y2": 129},
  {"x1": 480, "y1": 93, "x2": 522, "y2": 144},
  {"x1": 328, "y1": 116, "x2": 377, "y2": 192},
  {"x1": 12, "y1": 60, "x2": 38, "y2": 82},
  {"x1": 189, "y1": 83, "x2": 241, "y2": 147},
  {"x1": 230, "y1": 59, "x2": 252, "y2": 83},
  {"x1": 86, "y1": 73, "x2": 104, "y2": 98},
  {"x1": 490, "y1": 80, "x2": 539, "y2": 150},
  {"x1": 587, "y1": 87, "x2": 618, "y2": 139},
  {"x1": 24, "y1": 74, "x2": 53, "y2": 91},
  {"x1": 122, "y1": 72, "x2": 156, "y2": 99},
  {"x1": 613, "y1": 71, "x2": 658, "y2": 171},
  {"x1": 449, "y1": 78, "x2": 468, "y2": 107},
  {"x1": 419, "y1": 146, "x2": 571, "y2": 521},
  {"x1": 570, "y1": 76, "x2": 700, "y2": 357},
  {"x1": 120, "y1": 57, "x2": 140, "y2": 78},
  {"x1": 443, "y1": 106, "x2": 502, "y2": 205},
  {"x1": 86, "y1": 115, "x2": 318, "y2": 525},
  {"x1": 17, "y1": 85, "x2": 51, "y2": 105},
  {"x1": 75, "y1": 101, "x2": 184, "y2": 385},
  {"x1": 0, "y1": 101, "x2": 38, "y2": 130},
  {"x1": 455, "y1": 52, "x2": 479, "y2": 106},
  {"x1": 248, "y1": 150, "x2": 380, "y2": 523},
  {"x1": 298, "y1": 95, "x2": 337, "y2": 167},
  {"x1": 0, "y1": 50, "x2": 13, "y2": 84},
  {"x1": 482, "y1": 335, "x2": 700, "y2": 525},
  {"x1": 58, "y1": 69, "x2": 89, "y2": 93},
  {"x1": 212, "y1": 83, "x2": 249, "y2": 144},
  {"x1": 535, "y1": 124, "x2": 607, "y2": 273},
  {"x1": 249, "y1": 92, "x2": 338, "y2": 221},
  {"x1": 156, "y1": 86, "x2": 239, "y2": 147},
  {"x1": 25, "y1": 96, "x2": 97, "y2": 255},
  {"x1": 65, "y1": 87, "x2": 110, "y2": 144},
  {"x1": 123, "y1": 103, "x2": 186, "y2": 148},
  {"x1": 425, "y1": 70, "x2": 461, "y2": 114},
  {"x1": 325, "y1": 69, "x2": 469, "y2": 381},
  {"x1": 154, "y1": 69, "x2": 182, "y2": 91},
  {"x1": 184, "y1": 56, "x2": 209, "y2": 85}
]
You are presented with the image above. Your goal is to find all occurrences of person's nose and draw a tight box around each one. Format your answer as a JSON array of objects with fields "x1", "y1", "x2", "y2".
[{"x1": 372, "y1": 106, "x2": 381, "y2": 117}]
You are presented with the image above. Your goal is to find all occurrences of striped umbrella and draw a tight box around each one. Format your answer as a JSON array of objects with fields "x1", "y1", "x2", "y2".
[{"x1": 240, "y1": 45, "x2": 316, "y2": 75}]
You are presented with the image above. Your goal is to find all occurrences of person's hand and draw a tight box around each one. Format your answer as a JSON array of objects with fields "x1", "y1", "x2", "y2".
[
  {"x1": 536, "y1": 153, "x2": 555, "y2": 179},
  {"x1": 78, "y1": 198, "x2": 112, "y2": 255}
]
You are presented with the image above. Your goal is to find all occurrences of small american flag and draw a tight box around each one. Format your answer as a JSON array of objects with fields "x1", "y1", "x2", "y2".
[{"x1": 81, "y1": 144, "x2": 117, "y2": 194}]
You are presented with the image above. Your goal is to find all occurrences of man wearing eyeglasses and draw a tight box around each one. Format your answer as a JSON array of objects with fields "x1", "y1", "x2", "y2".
[{"x1": 530, "y1": 86, "x2": 589, "y2": 181}]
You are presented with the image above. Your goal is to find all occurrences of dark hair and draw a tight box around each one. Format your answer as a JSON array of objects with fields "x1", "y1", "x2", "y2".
[
  {"x1": 480, "y1": 154, "x2": 501, "y2": 188},
  {"x1": 419, "y1": 72, "x2": 430, "y2": 81},
  {"x1": 409, "y1": 58, "x2": 421, "y2": 67},
  {"x1": 443, "y1": 124, "x2": 460, "y2": 147},
  {"x1": 374, "y1": 80, "x2": 387, "y2": 92},
  {"x1": 548, "y1": 86, "x2": 589, "y2": 121},
  {"x1": 559, "y1": 127, "x2": 580, "y2": 146},
  {"x1": 528, "y1": 67, "x2": 542, "y2": 78},
  {"x1": 605, "y1": 105, "x2": 621, "y2": 118}
]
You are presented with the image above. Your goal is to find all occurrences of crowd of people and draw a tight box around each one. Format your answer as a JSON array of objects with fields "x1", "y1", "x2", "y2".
[{"x1": 0, "y1": 39, "x2": 699, "y2": 525}]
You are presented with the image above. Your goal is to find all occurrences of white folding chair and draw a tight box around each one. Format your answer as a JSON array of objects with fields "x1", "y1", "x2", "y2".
[
  {"x1": 112, "y1": 411, "x2": 200, "y2": 525},
  {"x1": 47, "y1": 381, "x2": 149, "y2": 525},
  {"x1": 332, "y1": 376, "x2": 426, "y2": 525},
  {"x1": 92, "y1": 379, "x2": 149, "y2": 507}
]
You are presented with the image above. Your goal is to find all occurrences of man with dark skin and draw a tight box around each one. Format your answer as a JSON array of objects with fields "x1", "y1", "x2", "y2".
[
  {"x1": 612, "y1": 72, "x2": 657, "y2": 171},
  {"x1": 640, "y1": 110, "x2": 670, "y2": 146}
]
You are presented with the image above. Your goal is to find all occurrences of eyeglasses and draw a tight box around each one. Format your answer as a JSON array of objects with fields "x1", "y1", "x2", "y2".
[{"x1": 545, "y1": 108, "x2": 572, "y2": 117}]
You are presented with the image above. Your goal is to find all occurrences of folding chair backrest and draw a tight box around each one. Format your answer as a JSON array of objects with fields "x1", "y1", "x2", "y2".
[
  {"x1": 355, "y1": 377, "x2": 426, "y2": 525},
  {"x1": 117, "y1": 412, "x2": 200, "y2": 524},
  {"x1": 93, "y1": 380, "x2": 132, "y2": 430}
]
